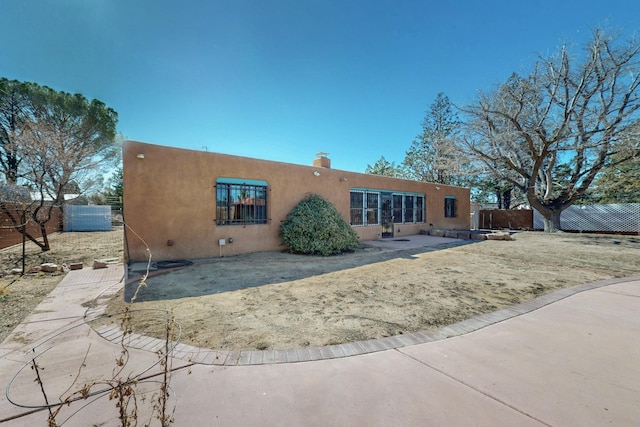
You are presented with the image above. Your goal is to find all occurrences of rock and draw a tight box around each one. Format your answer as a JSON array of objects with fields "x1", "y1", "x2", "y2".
[
  {"x1": 11, "y1": 268, "x2": 22, "y2": 275},
  {"x1": 40, "y1": 263, "x2": 58, "y2": 273},
  {"x1": 486, "y1": 233, "x2": 512, "y2": 241},
  {"x1": 27, "y1": 266, "x2": 42, "y2": 274},
  {"x1": 470, "y1": 233, "x2": 488, "y2": 240},
  {"x1": 456, "y1": 231, "x2": 471, "y2": 239},
  {"x1": 93, "y1": 260, "x2": 108, "y2": 269}
]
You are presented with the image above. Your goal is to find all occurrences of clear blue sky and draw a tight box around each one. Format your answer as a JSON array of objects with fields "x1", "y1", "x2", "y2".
[{"x1": 2, "y1": 0, "x2": 639, "y2": 172}]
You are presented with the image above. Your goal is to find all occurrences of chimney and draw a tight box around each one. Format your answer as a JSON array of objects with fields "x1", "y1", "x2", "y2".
[{"x1": 313, "y1": 152, "x2": 331, "y2": 168}]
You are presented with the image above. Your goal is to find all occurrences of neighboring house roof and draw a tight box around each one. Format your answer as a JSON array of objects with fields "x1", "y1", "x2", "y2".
[
  {"x1": 29, "y1": 193, "x2": 80, "y2": 202},
  {"x1": 0, "y1": 184, "x2": 31, "y2": 202}
]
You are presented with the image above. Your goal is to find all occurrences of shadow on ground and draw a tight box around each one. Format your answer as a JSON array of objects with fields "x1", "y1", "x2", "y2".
[{"x1": 124, "y1": 237, "x2": 474, "y2": 303}]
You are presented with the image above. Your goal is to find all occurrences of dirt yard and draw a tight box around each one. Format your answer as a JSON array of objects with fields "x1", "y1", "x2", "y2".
[
  {"x1": 0, "y1": 229, "x2": 123, "y2": 343},
  {"x1": 100, "y1": 231, "x2": 640, "y2": 351}
]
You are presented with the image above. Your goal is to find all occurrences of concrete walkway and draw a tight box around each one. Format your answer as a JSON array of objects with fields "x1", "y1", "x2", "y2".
[{"x1": 0, "y1": 264, "x2": 639, "y2": 426}]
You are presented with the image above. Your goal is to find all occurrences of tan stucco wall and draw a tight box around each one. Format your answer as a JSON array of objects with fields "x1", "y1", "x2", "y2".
[{"x1": 123, "y1": 141, "x2": 470, "y2": 262}]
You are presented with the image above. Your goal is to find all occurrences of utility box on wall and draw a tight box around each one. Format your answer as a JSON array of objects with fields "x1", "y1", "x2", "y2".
[{"x1": 65, "y1": 205, "x2": 112, "y2": 231}]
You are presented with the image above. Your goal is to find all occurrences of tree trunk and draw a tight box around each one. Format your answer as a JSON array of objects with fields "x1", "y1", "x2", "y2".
[
  {"x1": 502, "y1": 189, "x2": 512, "y2": 210},
  {"x1": 0, "y1": 202, "x2": 49, "y2": 250},
  {"x1": 6, "y1": 153, "x2": 19, "y2": 184},
  {"x1": 31, "y1": 204, "x2": 51, "y2": 252},
  {"x1": 37, "y1": 221, "x2": 51, "y2": 251},
  {"x1": 542, "y1": 209, "x2": 562, "y2": 232}
]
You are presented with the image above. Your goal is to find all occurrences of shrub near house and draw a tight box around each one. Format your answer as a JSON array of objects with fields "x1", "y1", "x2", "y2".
[{"x1": 280, "y1": 194, "x2": 359, "y2": 256}]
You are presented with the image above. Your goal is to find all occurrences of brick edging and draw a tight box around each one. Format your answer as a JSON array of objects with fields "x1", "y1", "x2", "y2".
[{"x1": 91, "y1": 275, "x2": 639, "y2": 366}]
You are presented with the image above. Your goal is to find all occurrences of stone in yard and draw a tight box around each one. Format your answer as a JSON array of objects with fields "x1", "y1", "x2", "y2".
[
  {"x1": 40, "y1": 263, "x2": 58, "y2": 273},
  {"x1": 486, "y1": 233, "x2": 512, "y2": 241},
  {"x1": 93, "y1": 260, "x2": 108, "y2": 269},
  {"x1": 470, "y1": 233, "x2": 488, "y2": 240},
  {"x1": 444, "y1": 230, "x2": 458, "y2": 238}
]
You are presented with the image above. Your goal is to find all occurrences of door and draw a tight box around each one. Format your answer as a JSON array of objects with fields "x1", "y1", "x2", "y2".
[{"x1": 381, "y1": 192, "x2": 394, "y2": 238}]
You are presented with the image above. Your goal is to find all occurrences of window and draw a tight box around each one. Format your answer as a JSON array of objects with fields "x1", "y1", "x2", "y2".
[
  {"x1": 350, "y1": 191, "x2": 364, "y2": 226},
  {"x1": 351, "y1": 189, "x2": 424, "y2": 225},
  {"x1": 404, "y1": 195, "x2": 414, "y2": 223},
  {"x1": 216, "y1": 179, "x2": 268, "y2": 225},
  {"x1": 350, "y1": 190, "x2": 379, "y2": 226},
  {"x1": 415, "y1": 195, "x2": 424, "y2": 223},
  {"x1": 366, "y1": 192, "x2": 380, "y2": 225},
  {"x1": 393, "y1": 194, "x2": 403, "y2": 223},
  {"x1": 444, "y1": 196, "x2": 457, "y2": 218}
]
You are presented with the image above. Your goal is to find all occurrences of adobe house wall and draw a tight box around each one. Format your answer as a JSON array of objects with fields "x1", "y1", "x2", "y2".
[{"x1": 123, "y1": 141, "x2": 470, "y2": 262}]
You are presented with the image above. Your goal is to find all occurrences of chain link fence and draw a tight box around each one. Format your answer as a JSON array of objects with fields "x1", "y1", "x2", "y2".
[{"x1": 533, "y1": 203, "x2": 640, "y2": 234}]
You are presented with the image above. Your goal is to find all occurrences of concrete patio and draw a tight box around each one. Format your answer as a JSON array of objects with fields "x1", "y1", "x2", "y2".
[{"x1": 1, "y1": 261, "x2": 638, "y2": 426}]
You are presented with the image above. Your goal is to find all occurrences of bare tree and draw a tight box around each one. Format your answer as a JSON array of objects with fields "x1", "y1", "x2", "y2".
[
  {"x1": 0, "y1": 79, "x2": 118, "y2": 251},
  {"x1": 461, "y1": 29, "x2": 640, "y2": 231}
]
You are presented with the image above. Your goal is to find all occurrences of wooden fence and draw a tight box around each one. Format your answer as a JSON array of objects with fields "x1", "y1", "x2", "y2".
[
  {"x1": 478, "y1": 209, "x2": 533, "y2": 230},
  {"x1": 0, "y1": 203, "x2": 63, "y2": 249}
]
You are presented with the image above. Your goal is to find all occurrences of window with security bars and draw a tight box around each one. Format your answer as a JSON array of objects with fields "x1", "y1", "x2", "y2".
[
  {"x1": 415, "y1": 195, "x2": 424, "y2": 222},
  {"x1": 349, "y1": 190, "x2": 379, "y2": 225},
  {"x1": 444, "y1": 196, "x2": 457, "y2": 218},
  {"x1": 350, "y1": 191, "x2": 364, "y2": 225},
  {"x1": 393, "y1": 194, "x2": 403, "y2": 223},
  {"x1": 216, "y1": 181, "x2": 268, "y2": 225},
  {"x1": 404, "y1": 195, "x2": 414, "y2": 223},
  {"x1": 366, "y1": 192, "x2": 379, "y2": 225},
  {"x1": 394, "y1": 194, "x2": 424, "y2": 223},
  {"x1": 351, "y1": 190, "x2": 424, "y2": 225}
]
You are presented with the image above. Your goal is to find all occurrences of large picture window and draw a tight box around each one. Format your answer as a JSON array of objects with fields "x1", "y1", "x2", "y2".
[{"x1": 216, "y1": 178, "x2": 268, "y2": 225}]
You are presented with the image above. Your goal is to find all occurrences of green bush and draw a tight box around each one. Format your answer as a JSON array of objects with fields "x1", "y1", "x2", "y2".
[{"x1": 280, "y1": 194, "x2": 359, "y2": 256}]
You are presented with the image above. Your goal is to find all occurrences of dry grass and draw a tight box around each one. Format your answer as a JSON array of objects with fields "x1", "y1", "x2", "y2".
[
  {"x1": 3, "y1": 229, "x2": 639, "y2": 351},
  {"x1": 103, "y1": 231, "x2": 640, "y2": 351}
]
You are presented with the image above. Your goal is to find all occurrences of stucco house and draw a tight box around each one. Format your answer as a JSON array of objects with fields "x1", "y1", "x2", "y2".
[{"x1": 123, "y1": 141, "x2": 470, "y2": 263}]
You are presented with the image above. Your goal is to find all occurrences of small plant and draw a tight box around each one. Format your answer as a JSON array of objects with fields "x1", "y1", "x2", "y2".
[{"x1": 280, "y1": 194, "x2": 359, "y2": 256}]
